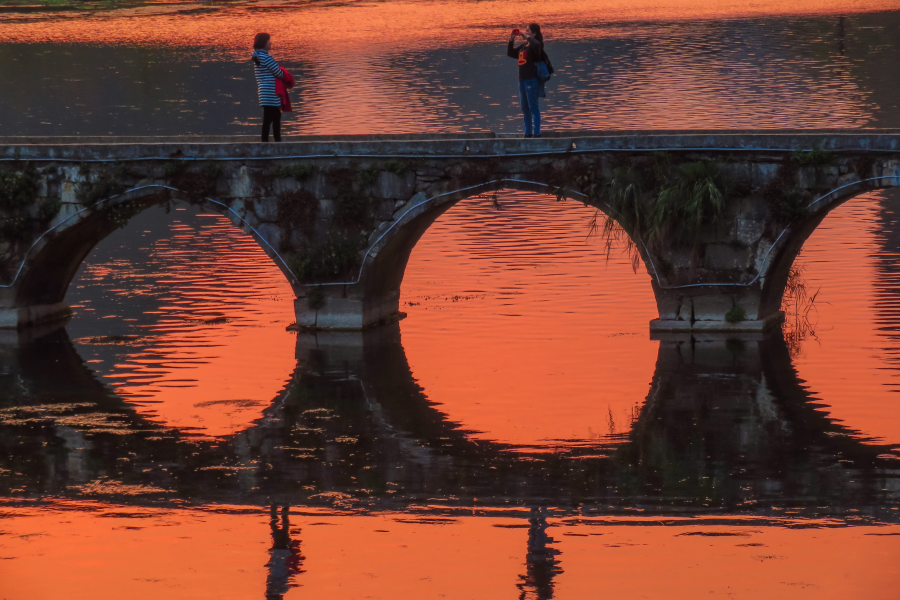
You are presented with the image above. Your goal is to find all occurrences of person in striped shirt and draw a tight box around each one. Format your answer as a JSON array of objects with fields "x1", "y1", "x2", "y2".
[{"x1": 251, "y1": 33, "x2": 285, "y2": 142}]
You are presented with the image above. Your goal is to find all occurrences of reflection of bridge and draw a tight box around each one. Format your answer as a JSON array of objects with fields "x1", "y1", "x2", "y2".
[
  {"x1": 3, "y1": 324, "x2": 900, "y2": 598},
  {"x1": 3, "y1": 132, "x2": 900, "y2": 331},
  {"x1": 1, "y1": 323, "x2": 897, "y2": 519}
]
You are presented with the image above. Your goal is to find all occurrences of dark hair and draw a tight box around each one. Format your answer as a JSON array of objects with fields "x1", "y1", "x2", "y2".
[
  {"x1": 253, "y1": 32, "x2": 271, "y2": 50},
  {"x1": 528, "y1": 23, "x2": 543, "y2": 42}
]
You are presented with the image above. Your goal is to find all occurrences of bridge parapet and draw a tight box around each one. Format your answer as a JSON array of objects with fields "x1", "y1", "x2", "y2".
[{"x1": 1, "y1": 131, "x2": 899, "y2": 331}]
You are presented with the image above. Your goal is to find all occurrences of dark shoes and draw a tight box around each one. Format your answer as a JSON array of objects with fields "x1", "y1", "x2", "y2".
[{"x1": 523, "y1": 134, "x2": 542, "y2": 139}]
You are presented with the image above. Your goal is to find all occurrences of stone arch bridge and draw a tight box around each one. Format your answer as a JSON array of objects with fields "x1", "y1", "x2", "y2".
[{"x1": 1, "y1": 131, "x2": 899, "y2": 331}]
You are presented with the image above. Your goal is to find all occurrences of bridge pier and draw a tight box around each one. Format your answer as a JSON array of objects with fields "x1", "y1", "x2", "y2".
[
  {"x1": 650, "y1": 287, "x2": 785, "y2": 333},
  {"x1": 293, "y1": 286, "x2": 401, "y2": 330}
]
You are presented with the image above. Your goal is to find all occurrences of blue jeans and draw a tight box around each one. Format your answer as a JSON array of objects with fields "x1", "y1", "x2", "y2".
[{"x1": 518, "y1": 78, "x2": 541, "y2": 136}]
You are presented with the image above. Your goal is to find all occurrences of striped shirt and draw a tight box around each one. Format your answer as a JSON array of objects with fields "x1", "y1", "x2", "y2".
[{"x1": 251, "y1": 49, "x2": 283, "y2": 107}]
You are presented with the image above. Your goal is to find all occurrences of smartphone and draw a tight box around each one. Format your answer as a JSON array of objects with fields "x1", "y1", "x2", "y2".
[{"x1": 512, "y1": 28, "x2": 520, "y2": 36}]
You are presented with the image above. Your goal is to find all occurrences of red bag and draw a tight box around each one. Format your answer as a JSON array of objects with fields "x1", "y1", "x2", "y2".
[{"x1": 275, "y1": 66, "x2": 294, "y2": 112}]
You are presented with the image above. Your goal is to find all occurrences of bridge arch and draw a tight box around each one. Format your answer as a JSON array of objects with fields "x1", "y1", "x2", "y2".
[
  {"x1": 758, "y1": 176, "x2": 900, "y2": 320},
  {"x1": 4, "y1": 184, "x2": 300, "y2": 327},
  {"x1": 4, "y1": 134, "x2": 900, "y2": 332},
  {"x1": 302, "y1": 176, "x2": 652, "y2": 329}
]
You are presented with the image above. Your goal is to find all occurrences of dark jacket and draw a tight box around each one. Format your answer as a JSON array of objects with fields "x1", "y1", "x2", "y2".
[{"x1": 507, "y1": 35, "x2": 543, "y2": 81}]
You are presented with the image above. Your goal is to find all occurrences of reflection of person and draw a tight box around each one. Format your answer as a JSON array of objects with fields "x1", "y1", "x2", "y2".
[
  {"x1": 265, "y1": 504, "x2": 304, "y2": 600},
  {"x1": 251, "y1": 33, "x2": 285, "y2": 143},
  {"x1": 516, "y1": 506, "x2": 562, "y2": 600},
  {"x1": 507, "y1": 24, "x2": 545, "y2": 138}
]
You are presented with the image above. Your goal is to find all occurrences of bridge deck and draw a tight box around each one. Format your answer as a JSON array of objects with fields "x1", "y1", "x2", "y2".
[{"x1": 2, "y1": 130, "x2": 900, "y2": 161}]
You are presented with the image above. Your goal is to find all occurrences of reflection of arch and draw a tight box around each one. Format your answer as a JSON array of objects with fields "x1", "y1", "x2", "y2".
[
  {"x1": 633, "y1": 333, "x2": 891, "y2": 478},
  {"x1": 10, "y1": 185, "x2": 298, "y2": 320},
  {"x1": 287, "y1": 325, "x2": 899, "y2": 496},
  {"x1": 3, "y1": 322, "x2": 899, "y2": 517}
]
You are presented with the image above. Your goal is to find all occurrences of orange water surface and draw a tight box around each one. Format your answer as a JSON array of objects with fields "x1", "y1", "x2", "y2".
[{"x1": 1, "y1": 500, "x2": 899, "y2": 599}]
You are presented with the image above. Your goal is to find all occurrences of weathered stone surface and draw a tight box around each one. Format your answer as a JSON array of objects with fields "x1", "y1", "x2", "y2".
[
  {"x1": 3, "y1": 132, "x2": 900, "y2": 331},
  {"x1": 677, "y1": 297, "x2": 693, "y2": 321},
  {"x1": 368, "y1": 221, "x2": 392, "y2": 246},
  {"x1": 656, "y1": 295, "x2": 680, "y2": 320},
  {"x1": 255, "y1": 223, "x2": 281, "y2": 250},
  {"x1": 272, "y1": 177, "x2": 300, "y2": 194},
  {"x1": 734, "y1": 289, "x2": 761, "y2": 320},
  {"x1": 704, "y1": 244, "x2": 751, "y2": 271},
  {"x1": 373, "y1": 199, "x2": 395, "y2": 221},
  {"x1": 255, "y1": 197, "x2": 278, "y2": 222},
  {"x1": 751, "y1": 163, "x2": 779, "y2": 188},
  {"x1": 373, "y1": 171, "x2": 416, "y2": 199},
  {"x1": 394, "y1": 192, "x2": 426, "y2": 220},
  {"x1": 693, "y1": 295, "x2": 734, "y2": 321},
  {"x1": 230, "y1": 166, "x2": 253, "y2": 197},
  {"x1": 732, "y1": 219, "x2": 766, "y2": 245}
]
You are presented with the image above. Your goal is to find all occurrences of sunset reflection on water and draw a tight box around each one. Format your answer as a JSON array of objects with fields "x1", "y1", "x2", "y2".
[
  {"x1": 1, "y1": 1, "x2": 896, "y2": 135},
  {"x1": 2, "y1": 0, "x2": 900, "y2": 597}
]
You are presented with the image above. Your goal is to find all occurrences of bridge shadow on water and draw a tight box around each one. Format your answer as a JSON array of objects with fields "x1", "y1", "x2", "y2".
[
  {"x1": 0, "y1": 321, "x2": 898, "y2": 522},
  {"x1": 3, "y1": 322, "x2": 900, "y2": 598}
]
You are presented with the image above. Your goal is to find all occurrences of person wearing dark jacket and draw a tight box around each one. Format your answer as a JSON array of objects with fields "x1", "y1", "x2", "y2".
[
  {"x1": 507, "y1": 24, "x2": 544, "y2": 138},
  {"x1": 251, "y1": 32, "x2": 284, "y2": 142}
]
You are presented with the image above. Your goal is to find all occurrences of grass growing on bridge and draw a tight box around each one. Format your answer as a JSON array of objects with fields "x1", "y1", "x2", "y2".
[
  {"x1": 289, "y1": 231, "x2": 365, "y2": 281},
  {"x1": 0, "y1": 164, "x2": 61, "y2": 245},
  {"x1": 604, "y1": 155, "x2": 726, "y2": 249}
]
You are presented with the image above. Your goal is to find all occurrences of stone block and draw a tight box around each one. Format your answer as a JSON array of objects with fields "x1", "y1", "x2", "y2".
[
  {"x1": 373, "y1": 171, "x2": 416, "y2": 200},
  {"x1": 273, "y1": 177, "x2": 300, "y2": 194},
  {"x1": 60, "y1": 181, "x2": 77, "y2": 204},
  {"x1": 255, "y1": 223, "x2": 281, "y2": 251},
  {"x1": 704, "y1": 244, "x2": 751, "y2": 271},
  {"x1": 734, "y1": 289, "x2": 761, "y2": 320},
  {"x1": 754, "y1": 237, "x2": 774, "y2": 276},
  {"x1": 426, "y1": 181, "x2": 451, "y2": 198},
  {"x1": 731, "y1": 219, "x2": 765, "y2": 245},
  {"x1": 696, "y1": 220, "x2": 727, "y2": 244},
  {"x1": 242, "y1": 211, "x2": 260, "y2": 228},
  {"x1": 797, "y1": 167, "x2": 816, "y2": 189},
  {"x1": 661, "y1": 249, "x2": 693, "y2": 270},
  {"x1": 230, "y1": 166, "x2": 253, "y2": 198},
  {"x1": 416, "y1": 167, "x2": 444, "y2": 178},
  {"x1": 677, "y1": 297, "x2": 693, "y2": 321},
  {"x1": 373, "y1": 199, "x2": 395, "y2": 221},
  {"x1": 294, "y1": 296, "x2": 365, "y2": 329},
  {"x1": 394, "y1": 192, "x2": 426, "y2": 220},
  {"x1": 318, "y1": 198, "x2": 335, "y2": 221},
  {"x1": 254, "y1": 197, "x2": 278, "y2": 222},
  {"x1": 61, "y1": 165, "x2": 84, "y2": 183},
  {"x1": 692, "y1": 294, "x2": 734, "y2": 321},
  {"x1": 290, "y1": 230, "x2": 307, "y2": 248},
  {"x1": 739, "y1": 196, "x2": 768, "y2": 220},
  {"x1": 656, "y1": 294, "x2": 680, "y2": 320},
  {"x1": 303, "y1": 173, "x2": 339, "y2": 199},
  {"x1": 751, "y1": 163, "x2": 779, "y2": 188},
  {"x1": 367, "y1": 221, "x2": 392, "y2": 246},
  {"x1": 498, "y1": 161, "x2": 528, "y2": 174},
  {"x1": 836, "y1": 173, "x2": 861, "y2": 188},
  {"x1": 52, "y1": 202, "x2": 81, "y2": 228}
]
